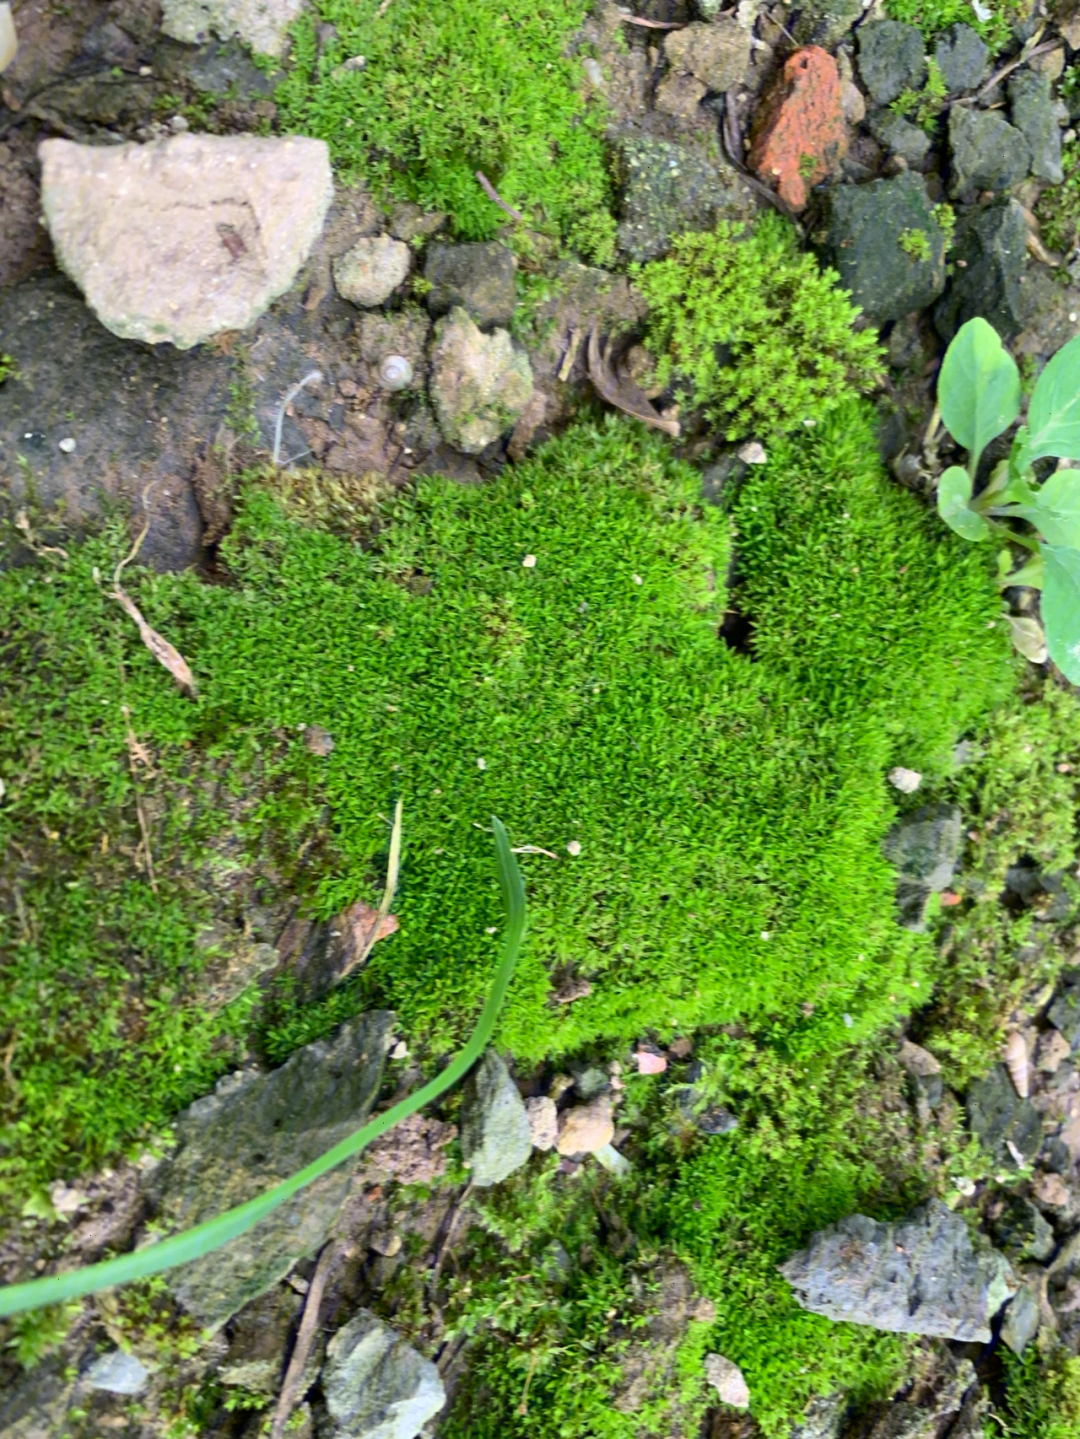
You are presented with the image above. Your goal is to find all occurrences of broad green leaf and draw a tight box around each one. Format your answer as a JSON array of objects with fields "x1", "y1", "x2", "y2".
[
  {"x1": 1027, "y1": 334, "x2": 1080, "y2": 461},
  {"x1": 1041, "y1": 545, "x2": 1080, "y2": 683},
  {"x1": 1000, "y1": 551, "x2": 1045, "y2": 589},
  {"x1": 998, "y1": 468, "x2": 1080, "y2": 548},
  {"x1": 938, "y1": 465, "x2": 991, "y2": 540},
  {"x1": 1009, "y1": 424, "x2": 1032, "y2": 482},
  {"x1": 938, "y1": 318, "x2": 1021, "y2": 470},
  {"x1": 0, "y1": 819, "x2": 528, "y2": 1319}
]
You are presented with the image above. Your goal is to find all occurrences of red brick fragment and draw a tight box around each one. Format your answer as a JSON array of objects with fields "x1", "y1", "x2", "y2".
[{"x1": 748, "y1": 46, "x2": 847, "y2": 211}]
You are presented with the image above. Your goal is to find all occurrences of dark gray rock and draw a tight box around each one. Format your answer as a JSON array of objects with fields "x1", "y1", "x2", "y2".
[
  {"x1": 614, "y1": 137, "x2": 756, "y2": 263},
  {"x1": 868, "y1": 110, "x2": 932, "y2": 168},
  {"x1": 151, "y1": 1012, "x2": 394, "y2": 1329},
  {"x1": 423, "y1": 241, "x2": 517, "y2": 330},
  {"x1": 823, "y1": 172, "x2": 947, "y2": 323},
  {"x1": 966, "y1": 1063, "x2": 1044, "y2": 1165},
  {"x1": 1010, "y1": 70, "x2": 1063, "y2": 183},
  {"x1": 153, "y1": 36, "x2": 278, "y2": 98},
  {"x1": 948, "y1": 105, "x2": 1031, "y2": 195},
  {"x1": 573, "y1": 1065, "x2": 611, "y2": 1101},
  {"x1": 0, "y1": 1355, "x2": 77, "y2": 1439},
  {"x1": 861, "y1": 1353, "x2": 978, "y2": 1439},
  {"x1": 459, "y1": 1048, "x2": 533, "y2": 1187},
  {"x1": 882, "y1": 803, "x2": 963, "y2": 930},
  {"x1": 934, "y1": 24, "x2": 989, "y2": 93},
  {"x1": 1001, "y1": 1283, "x2": 1041, "y2": 1355},
  {"x1": 935, "y1": 199, "x2": 1028, "y2": 342},
  {"x1": 779, "y1": 1199, "x2": 1015, "y2": 1341},
  {"x1": 319, "y1": 1309, "x2": 446, "y2": 1439},
  {"x1": 1049, "y1": 971, "x2": 1080, "y2": 1046},
  {"x1": 789, "y1": 1393, "x2": 848, "y2": 1439},
  {"x1": 82, "y1": 1350, "x2": 150, "y2": 1395},
  {"x1": 993, "y1": 1196, "x2": 1056, "y2": 1263},
  {"x1": 857, "y1": 21, "x2": 927, "y2": 106}
]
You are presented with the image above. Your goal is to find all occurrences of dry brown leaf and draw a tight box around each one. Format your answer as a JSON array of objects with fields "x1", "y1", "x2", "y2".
[
  {"x1": 1003, "y1": 1030, "x2": 1031, "y2": 1099},
  {"x1": 112, "y1": 586, "x2": 197, "y2": 696},
  {"x1": 338, "y1": 900, "x2": 400, "y2": 976},
  {"x1": 588, "y1": 326, "x2": 680, "y2": 437}
]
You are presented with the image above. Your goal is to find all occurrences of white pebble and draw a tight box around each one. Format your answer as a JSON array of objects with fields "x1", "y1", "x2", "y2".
[
  {"x1": 58, "y1": 437, "x2": 76, "y2": 453},
  {"x1": 390, "y1": 1040, "x2": 409, "y2": 1060},
  {"x1": 567, "y1": 840, "x2": 582, "y2": 856},
  {"x1": 522, "y1": 554, "x2": 537, "y2": 568},
  {"x1": 888, "y1": 766, "x2": 922, "y2": 794},
  {"x1": 477, "y1": 757, "x2": 487, "y2": 771},
  {"x1": 378, "y1": 355, "x2": 413, "y2": 391},
  {"x1": 632, "y1": 574, "x2": 643, "y2": 585},
  {"x1": 738, "y1": 440, "x2": 767, "y2": 465},
  {"x1": 1071, "y1": 313, "x2": 1078, "y2": 323}
]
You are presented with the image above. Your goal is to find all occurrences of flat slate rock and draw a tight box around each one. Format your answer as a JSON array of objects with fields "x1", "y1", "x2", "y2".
[
  {"x1": 150, "y1": 1011, "x2": 395, "y2": 1329},
  {"x1": 320, "y1": 1309, "x2": 446, "y2": 1439},
  {"x1": 459, "y1": 1047, "x2": 533, "y2": 1186},
  {"x1": 823, "y1": 171, "x2": 946, "y2": 322},
  {"x1": 161, "y1": 0, "x2": 305, "y2": 57},
  {"x1": 780, "y1": 1199, "x2": 1015, "y2": 1342}
]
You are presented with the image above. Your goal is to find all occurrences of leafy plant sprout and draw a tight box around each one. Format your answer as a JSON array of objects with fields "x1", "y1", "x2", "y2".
[
  {"x1": 0, "y1": 817, "x2": 526, "y2": 1319},
  {"x1": 935, "y1": 317, "x2": 1080, "y2": 681}
]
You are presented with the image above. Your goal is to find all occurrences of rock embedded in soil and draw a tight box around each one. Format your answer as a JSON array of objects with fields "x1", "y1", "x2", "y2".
[
  {"x1": 423, "y1": 241, "x2": 517, "y2": 331},
  {"x1": 525, "y1": 1095, "x2": 559, "y2": 1151},
  {"x1": 993, "y1": 1196, "x2": 1056, "y2": 1263},
  {"x1": 556, "y1": 1096, "x2": 615, "y2": 1155},
  {"x1": 1009, "y1": 69, "x2": 1064, "y2": 184},
  {"x1": 150, "y1": 1011, "x2": 394, "y2": 1329},
  {"x1": 39, "y1": 134, "x2": 332, "y2": 351},
  {"x1": 459, "y1": 1048, "x2": 533, "y2": 1186},
  {"x1": 867, "y1": 110, "x2": 931, "y2": 168},
  {"x1": 320, "y1": 1309, "x2": 446, "y2": 1439},
  {"x1": 822, "y1": 171, "x2": 947, "y2": 323},
  {"x1": 780, "y1": 1199, "x2": 1015, "y2": 1341},
  {"x1": 1001, "y1": 1282, "x2": 1041, "y2": 1354},
  {"x1": 947, "y1": 106, "x2": 1030, "y2": 196},
  {"x1": 748, "y1": 46, "x2": 847, "y2": 211},
  {"x1": 614, "y1": 136, "x2": 755, "y2": 262},
  {"x1": 83, "y1": 1350, "x2": 150, "y2": 1395},
  {"x1": 882, "y1": 803, "x2": 962, "y2": 930},
  {"x1": 792, "y1": 0, "x2": 863, "y2": 48},
  {"x1": 966, "y1": 1063, "x2": 1044, "y2": 1166},
  {"x1": 857, "y1": 20, "x2": 927, "y2": 106},
  {"x1": 934, "y1": 198, "x2": 1028, "y2": 341},
  {"x1": 428, "y1": 306, "x2": 533, "y2": 455},
  {"x1": 333, "y1": 236, "x2": 412, "y2": 308},
  {"x1": 161, "y1": 0, "x2": 305, "y2": 57},
  {"x1": 934, "y1": 23, "x2": 989, "y2": 93},
  {"x1": 1050, "y1": 972, "x2": 1080, "y2": 1047},
  {"x1": 662, "y1": 19, "x2": 750, "y2": 95}
]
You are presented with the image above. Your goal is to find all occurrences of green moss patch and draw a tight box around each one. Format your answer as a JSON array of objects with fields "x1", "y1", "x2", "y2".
[{"x1": 275, "y1": 0, "x2": 616, "y2": 260}]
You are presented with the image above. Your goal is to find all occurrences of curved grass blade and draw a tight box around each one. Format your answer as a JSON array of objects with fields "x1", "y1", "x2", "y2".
[{"x1": 0, "y1": 817, "x2": 526, "y2": 1319}]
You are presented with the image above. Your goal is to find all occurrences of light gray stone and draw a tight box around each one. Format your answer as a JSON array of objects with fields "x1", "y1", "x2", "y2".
[
  {"x1": 429, "y1": 307, "x2": 533, "y2": 455},
  {"x1": 1001, "y1": 1283, "x2": 1040, "y2": 1355},
  {"x1": 161, "y1": 0, "x2": 305, "y2": 57},
  {"x1": 934, "y1": 24, "x2": 989, "y2": 93},
  {"x1": 83, "y1": 1351, "x2": 150, "y2": 1396},
  {"x1": 333, "y1": 237, "x2": 412, "y2": 308},
  {"x1": 459, "y1": 1048, "x2": 533, "y2": 1186},
  {"x1": 423, "y1": 242, "x2": 517, "y2": 330},
  {"x1": 151, "y1": 1012, "x2": 394, "y2": 1329},
  {"x1": 321, "y1": 1310, "x2": 446, "y2": 1439},
  {"x1": 1010, "y1": 69, "x2": 1064, "y2": 183},
  {"x1": 662, "y1": 20, "x2": 751, "y2": 95},
  {"x1": 39, "y1": 134, "x2": 332, "y2": 351},
  {"x1": 948, "y1": 106, "x2": 1030, "y2": 195},
  {"x1": 780, "y1": 1199, "x2": 1015, "y2": 1342}
]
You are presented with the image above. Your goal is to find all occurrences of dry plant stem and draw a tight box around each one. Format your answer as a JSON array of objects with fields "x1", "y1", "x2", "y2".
[
  {"x1": 121, "y1": 701, "x2": 158, "y2": 894},
  {"x1": 475, "y1": 170, "x2": 524, "y2": 222},
  {"x1": 428, "y1": 1181, "x2": 473, "y2": 1296},
  {"x1": 341, "y1": 798, "x2": 403, "y2": 978},
  {"x1": 619, "y1": 12, "x2": 686, "y2": 26},
  {"x1": 270, "y1": 1240, "x2": 340, "y2": 1439},
  {"x1": 273, "y1": 371, "x2": 323, "y2": 467},
  {"x1": 558, "y1": 328, "x2": 582, "y2": 383},
  {"x1": 959, "y1": 37, "x2": 1056, "y2": 106},
  {"x1": 587, "y1": 326, "x2": 681, "y2": 437},
  {"x1": 110, "y1": 484, "x2": 198, "y2": 695}
]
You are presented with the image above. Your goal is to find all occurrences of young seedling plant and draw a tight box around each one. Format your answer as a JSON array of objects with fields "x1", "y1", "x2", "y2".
[{"x1": 936, "y1": 317, "x2": 1080, "y2": 681}]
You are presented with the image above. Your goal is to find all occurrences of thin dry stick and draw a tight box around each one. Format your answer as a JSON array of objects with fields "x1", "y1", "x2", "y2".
[
  {"x1": 428, "y1": 1181, "x2": 473, "y2": 1295},
  {"x1": 618, "y1": 12, "x2": 686, "y2": 26},
  {"x1": 121, "y1": 702, "x2": 158, "y2": 895},
  {"x1": 270, "y1": 1241, "x2": 340, "y2": 1439},
  {"x1": 475, "y1": 171, "x2": 524, "y2": 223}
]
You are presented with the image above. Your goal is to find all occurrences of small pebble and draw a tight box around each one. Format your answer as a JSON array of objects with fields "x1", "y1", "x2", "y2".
[
  {"x1": 566, "y1": 839, "x2": 582, "y2": 856},
  {"x1": 477, "y1": 757, "x2": 487, "y2": 771},
  {"x1": 522, "y1": 554, "x2": 537, "y2": 568},
  {"x1": 635, "y1": 1049, "x2": 668, "y2": 1075},
  {"x1": 390, "y1": 1040, "x2": 409, "y2": 1060},
  {"x1": 58, "y1": 436, "x2": 76, "y2": 453},
  {"x1": 738, "y1": 441, "x2": 767, "y2": 465},
  {"x1": 888, "y1": 766, "x2": 922, "y2": 793}
]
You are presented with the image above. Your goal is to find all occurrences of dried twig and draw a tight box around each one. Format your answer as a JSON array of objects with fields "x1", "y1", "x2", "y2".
[
  {"x1": 270, "y1": 1241, "x2": 340, "y2": 1439},
  {"x1": 618, "y1": 11, "x2": 686, "y2": 27},
  {"x1": 120, "y1": 703, "x2": 157, "y2": 894},
  {"x1": 587, "y1": 326, "x2": 681, "y2": 437},
  {"x1": 428, "y1": 1181, "x2": 473, "y2": 1296},
  {"x1": 346, "y1": 798, "x2": 403, "y2": 977},
  {"x1": 475, "y1": 171, "x2": 524, "y2": 223},
  {"x1": 511, "y1": 844, "x2": 559, "y2": 859},
  {"x1": 959, "y1": 36, "x2": 1056, "y2": 106},
  {"x1": 557, "y1": 328, "x2": 583, "y2": 383},
  {"x1": 110, "y1": 486, "x2": 198, "y2": 696}
]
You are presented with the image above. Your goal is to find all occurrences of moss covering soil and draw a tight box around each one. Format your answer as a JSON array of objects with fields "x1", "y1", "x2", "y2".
[{"x1": 7, "y1": 403, "x2": 1080, "y2": 1434}]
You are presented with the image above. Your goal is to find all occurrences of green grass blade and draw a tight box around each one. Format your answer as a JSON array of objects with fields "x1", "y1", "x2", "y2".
[{"x1": 0, "y1": 817, "x2": 526, "y2": 1319}]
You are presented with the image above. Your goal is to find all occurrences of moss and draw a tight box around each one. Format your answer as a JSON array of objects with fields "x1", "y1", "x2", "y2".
[
  {"x1": 1000, "y1": 1346, "x2": 1080, "y2": 1439},
  {"x1": 635, "y1": 215, "x2": 884, "y2": 441},
  {"x1": 899, "y1": 228, "x2": 933, "y2": 262},
  {"x1": 890, "y1": 57, "x2": 948, "y2": 132},
  {"x1": 883, "y1": 0, "x2": 1022, "y2": 49},
  {"x1": 0, "y1": 353, "x2": 18, "y2": 385},
  {"x1": 274, "y1": 0, "x2": 616, "y2": 260},
  {"x1": 1036, "y1": 137, "x2": 1080, "y2": 254}
]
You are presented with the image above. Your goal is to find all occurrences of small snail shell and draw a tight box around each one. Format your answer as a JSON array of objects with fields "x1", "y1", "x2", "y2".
[{"x1": 379, "y1": 355, "x2": 413, "y2": 391}]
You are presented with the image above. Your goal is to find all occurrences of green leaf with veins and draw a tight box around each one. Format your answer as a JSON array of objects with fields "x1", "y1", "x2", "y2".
[
  {"x1": 1041, "y1": 544, "x2": 1080, "y2": 683},
  {"x1": 1027, "y1": 333, "x2": 1080, "y2": 461},
  {"x1": 938, "y1": 318, "x2": 1021, "y2": 472},
  {"x1": 938, "y1": 465, "x2": 992, "y2": 540},
  {"x1": 995, "y1": 469, "x2": 1080, "y2": 548}
]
